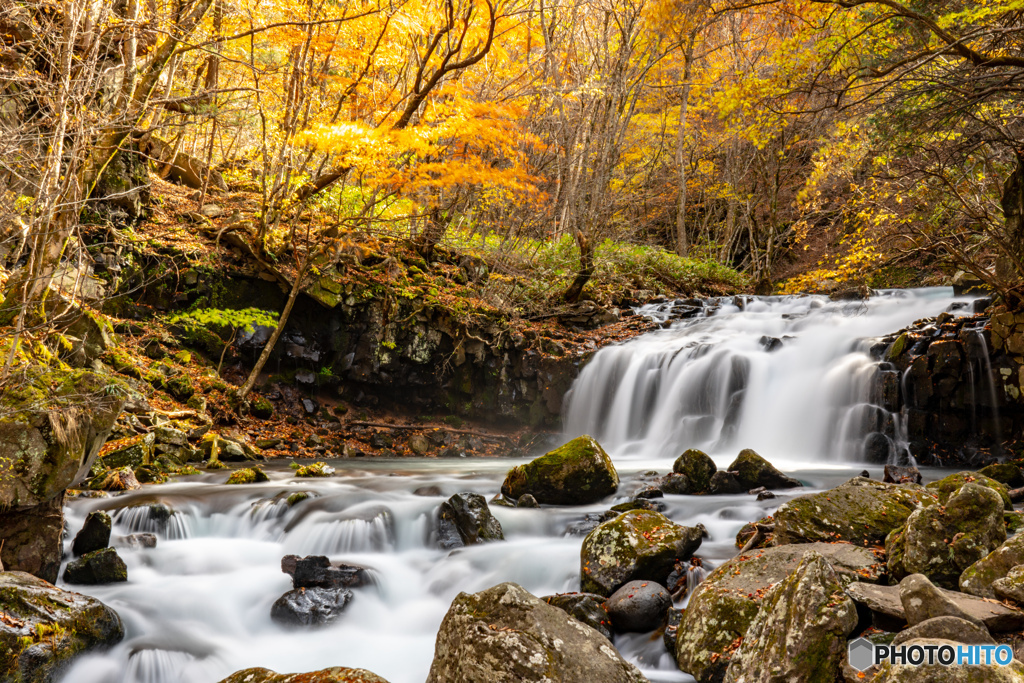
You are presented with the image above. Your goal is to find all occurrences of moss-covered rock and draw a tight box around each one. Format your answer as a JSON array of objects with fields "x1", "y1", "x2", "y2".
[
  {"x1": 672, "y1": 449, "x2": 715, "y2": 493},
  {"x1": 726, "y1": 449, "x2": 801, "y2": 490},
  {"x1": 978, "y1": 463, "x2": 1024, "y2": 489},
  {"x1": 580, "y1": 510, "x2": 703, "y2": 596},
  {"x1": 99, "y1": 433, "x2": 155, "y2": 469},
  {"x1": 63, "y1": 548, "x2": 128, "y2": 585},
  {"x1": 217, "y1": 666, "x2": 391, "y2": 683},
  {"x1": 959, "y1": 532, "x2": 1024, "y2": 598},
  {"x1": 71, "y1": 511, "x2": 111, "y2": 557},
  {"x1": 773, "y1": 477, "x2": 937, "y2": 547},
  {"x1": 721, "y1": 552, "x2": 858, "y2": 683},
  {"x1": 501, "y1": 435, "x2": 618, "y2": 505},
  {"x1": 425, "y1": 582, "x2": 648, "y2": 683},
  {"x1": 0, "y1": 571, "x2": 124, "y2": 682},
  {"x1": 887, "y1": 483, "x2": 1006, "y2": 589},
  {"x1": 226, "y1": 467, "x2": 269, "y2": 485},
  {"x1": 294, "y1": 462, "x2": 335, "y2": 477},
  {"x1": 87, "y1": 467, "x2": 141, "y2": 492},
  {"x1": 675, "y1": 542, "x2": 883, "y2": 683},
  {"x1": 926, "y1": 471, "x2": 1013, "y2": 510}
]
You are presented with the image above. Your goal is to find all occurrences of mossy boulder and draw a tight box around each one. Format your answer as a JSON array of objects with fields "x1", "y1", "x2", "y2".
[
  {"x1": 675, "y1": 542, "x2": 883, "y2": 683},
  {"x1": 887, "y1": 483, "x2": 1006, "y2": 589},
  {"x1": 226, "y1": 467, "x2": 269, "y2": 485},
  {"x1": 217, "y1": 667, "x2": 391, "y2": 683},
  {"x1": 63, "y1": 548, "x2": 128, "y2": 585},
  {"x1": 580, "y1": 510, "x2": 703, "y2": 596},
  {"x1": 727, "y1": 449, "x2": 800, "y2": 490},
  {"x1": 437, "y1": 493, "x2": 504, "y2": 549},
  {"x1": 99, "y1": 432, "x2": 155, "y2": 469},
  {"x1": 978, "y1": 463, "x2": 1024, "y2": 489},
  {"x1": 721, "y1": 552, "x2": 858, "y2": 683},
  {"x1": 294, "y1": 462, "x2": 334, "y2": 477},
  {"x1": 0, "y1": 571, "x2": 124, "y2": 682},
  {"x1": 959, "y1": 531, "x2": 1024, "y2": 598},
  {"x1": 425, "y1": 582, "x2": 648, "y2": 683},
  {"x1": 926, "y1": 471, "x2": 1012, "y2": 510},
  {"x1": 672, "y1": 449, "x2": 715, "y2": 493},
  {"x1": 773, "y1": 477, "x2": 937, "y2": 547},
  {"x1": 501, "y1": 435, "x2": 618, "y2": 505},
  {"x1": 71, "y1": 511, "x2": 111, "y2": 557}
]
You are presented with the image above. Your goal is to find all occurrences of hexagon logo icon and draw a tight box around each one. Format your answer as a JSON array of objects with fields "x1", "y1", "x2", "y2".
[{"x1": 848, "y1": 638, "x2": 875, "y2": 672}]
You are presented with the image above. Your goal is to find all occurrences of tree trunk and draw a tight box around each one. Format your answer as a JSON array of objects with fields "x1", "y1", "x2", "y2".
[
  {"x1": 238, "y1": 269, "x2": 305, "y2": 401},
  {"x1": 675, "y1": 34, "x2": 696, "y2": 258},
  {"x1": 562, "y1": 229, "x2": 594, "y2": 303},
  {"x1": 998, "y1": 154, "x2": 1024, "y2": 284}
]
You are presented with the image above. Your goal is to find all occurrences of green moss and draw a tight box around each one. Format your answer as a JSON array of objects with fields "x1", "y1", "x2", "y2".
[
  {"x1": 927, "y1": 471, "x2": 1012, "y2": 510},
  {"x1": 226, "y1": 466, "x2": 269, "y2": 484},
  {"x1": 501, "y1": 435, "x2": 618, "y2": 505},
  {"x1": 294, "y1": 462, "x2": 334, "y2": 477},
  {"x1": 886, "y1": 333, "x2": 909, "y2": 361}
]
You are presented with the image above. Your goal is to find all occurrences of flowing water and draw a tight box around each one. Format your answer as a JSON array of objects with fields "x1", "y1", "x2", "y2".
[{"x1": 59, "y1": 288, "x2": 975, "y2": 683}]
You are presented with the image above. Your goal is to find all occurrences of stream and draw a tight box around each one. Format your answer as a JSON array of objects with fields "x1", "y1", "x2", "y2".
[{"x1": 58, "y1": 288, "x2": 977, "y2": 683}]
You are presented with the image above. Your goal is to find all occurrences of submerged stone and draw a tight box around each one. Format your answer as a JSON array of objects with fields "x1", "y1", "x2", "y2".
[{"x1": 63, "y1": 547, "x2": 128, "y2": 585}]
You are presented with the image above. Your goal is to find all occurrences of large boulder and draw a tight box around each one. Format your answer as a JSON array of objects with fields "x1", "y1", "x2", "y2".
[
  {"x1": 891, "y1": 616, "x2": 994, "y2": 646},
  {"x1": 926, "y1": 471, "x2": 1013, "y2": 510},
  {"x1": 726, "y1": 449, "x2": 800, "y2": 490},
  {"x1": 217, "y1": 667, "x2": 390, "y2": 683},
  {"x1": 773, "y1": 477, "x2": 936, "y2": 547},
  {"x1": 501, "y1": 435, "x2": 618, "y2": 505},
  {"x1": 63, "y1": 547, "x2": 128, "y2": 585},
  {"x1": 675, "y1": 543, "x2": 883, "y2": 683},
  {"x1": 437, "y1": 493, "x2": 504, "y2": 549},
  {"x1": 0, "y1": 571, "x2": 124, "y2": 682},
  {"x1": 887, "y1": 483, "x2": 1006, "y2": 588},
  {"x1": 959, "y1": 531, "x2": 1024, "y2": 598},
  {"x1": 672, "y1": 449, "x2": 715, "y2": 493},
  {"x1": 871, "y1": 638, "x2": 1024, "y2": 682},
  {"x1": 0, "y1": 495, "x2": 65, "y2": 585},
  {"x1": 425, "y1": 582, "x2": 648, "y2": 683},
  {"x1": 722, "y1": 552, "x2": 858, "y2": 683},
  {"x1": 994, "y1": 565, "x2": 1024, "y2": 603},
  {"x1": 580, "y1": 510, "x2": 703, "y2": 596}
]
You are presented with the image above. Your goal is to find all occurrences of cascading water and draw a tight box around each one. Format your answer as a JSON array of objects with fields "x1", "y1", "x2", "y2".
[{"x1": 57, "y1": 288, "x2": 981, "y2": 683}]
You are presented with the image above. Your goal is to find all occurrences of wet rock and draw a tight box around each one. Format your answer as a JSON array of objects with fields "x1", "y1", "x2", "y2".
[
  {"x1": 89, "y1": 467, "x2": 141, "y2": 491},
  {"x1": 663, "y1": 607, "x2": 682, "y2": 660},
  {"x1": 960, "y1": 532, "x2": 1024, "y2": 598},
  {"x1": 516, "y1": 494, "x2": 539, "y2": 508},
  {"x1": 722, "y1": 551, "x2": 858, "y2": 683},
  {"x1": 425, "y1": 582, "x2": 648, "y2": 683},
  {"x1": 846, "y1": 581, "x2": 1024, "y2": 631},
  {"x1": 634, "y1": 486, "x2": 663, "y2": 500},
  {"x1": 883, "y1": 464, "x2": 922, "y2": 484},
  {"x1": 604, "y1": 580, "x2": 671, "y2": 633},
  {"x1": 281, "y1": 555, "x2": 369, "y2": 590},
  {"x1": 542, "y1": 592, "x2": 613, "y2": 639},
  {"x1": 217, "y1": 667, "x2": 391, "y2": 683},
  {"x1": 774, "y1": 477, "x2": 937, "y2": 547},
  {"x1": 887, "y1": 483, "x2": 1005, "y2": 588},
  {"x1": 900, "y1": 573, "x2": 983, "y2": 626},
  {"x1": 708, "y1": 470, "x2": 743, "y2": 494},
  {"x1": 927, "y1": 471, "x2": 1013, "y2": 510},
  {"x1": 580, "y1": 510, "x2": 703, "y2": 596},
  {"x1": 437, "y1": 493, "x2": 504, "y2": 549},
  {"x1": 993, "y1": 565, "x2": 1024, "y2": 602},
  {"x1": 675, "y1": 542, "x2": 883, "y2": 683},
  {"x1": 891, "y1": 616, "x2": 994, "y2": 646},
  {"x1": 226, "y1": 466, "x2": 269, "y2": 484},
  {"x1": 0, "y1": 571, "x2": 124, "y2": 682},
  {"x1": 117, "y1": 533, "x2": 157, "y2": 550},
  {"x1": 501, "y1": 435, "x2": 618, "y2": 505},
  {"x1": 872, "y1": 638, "x2": 1024, "y2": 682},
  {"x1": 673, "y1": 449, "x2": 716, "y2": 493},
  {"x1": 727, "y1": 449, "x2": 801, "y2": 490},
  {"x1": 72, "y1": 511, "x2": 111, "y2": 556},
  {"x1": 271, "y1": 587, "x2": 353, "y2": 627},
  {"x1": 100, "y1": 433, "x2": 155, "y2": 469},
  {"x1": 658, "y1": 472, "x2": 691, "y2": 495},
  {"x1": 564, "y1": 511, "x2": 616, "y2": 536},
  {"x1": 979, "y1": 463, "x2": 1024, "y2": 489},
  {"x1": 0, "y1": 496, "x2": 64, "y2": 584},
  {"x1": 610, "y1": 499, "x2": 665, "y2": 514},
  {"x1": 414, "y1": 485, "x2": 442, "y2": 497},
  {"x1": 63, "y1": 547, "x2": 128, "y2": 584}
]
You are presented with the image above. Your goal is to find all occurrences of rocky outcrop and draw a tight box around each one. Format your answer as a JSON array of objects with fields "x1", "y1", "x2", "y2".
[
  {"x1": 722, "y1": 552, "x2": 858, "y2": 683},
  {"x1": 217, "y1": 667, "x2": 391, "y2": 683},
  {"x1": 675, "y1": 543, "x2": 882, "y2": 683},
  {"x1": 0, "y1": 571, "x2": 124, "y2": 682},
  {"x1": 437, "y1": 493, "x2": 504, "y2": 549},
  {"x1": 580, "y1": 510, "x2": 703, "y2": 596},
  {"x1": 502, "y1": 436, "x2": 618, "y2": 505},
  {"x1": 425, "y1": 582, "x2": 648, "y2": 683},
  {"x1": 773, "y1": 477, "x2": 936, "y2": 547}
]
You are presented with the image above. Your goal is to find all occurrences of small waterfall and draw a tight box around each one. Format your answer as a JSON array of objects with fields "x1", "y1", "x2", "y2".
[
  {"x1": 563, "y1": 289, "x2": 970, "y2": 463},
  {"x1": 974, "y1": 329, "x2": 1004, "y2": 456},
  {"x1": 113, "y1": 503, "x2": 193, "y2": 539},
  {"x1": 285, "y1": 507, "x2": 395, "y2": 554}
]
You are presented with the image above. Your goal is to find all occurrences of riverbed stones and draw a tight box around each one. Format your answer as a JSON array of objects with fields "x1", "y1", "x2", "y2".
[
  {"x1": 994, "y1": 565, "x2": 1024, "y2": 602},
  {"x1": 675, "y1": 542, "x2": 882, "y2": 683},
  {"x1": 658, "y1": 472, "x2": 691, "y2": 495},
  {"x1": 926, "y1": 471, "x2": 1013, "y2": 510},
  {"x1": 891, "y1": 616, "x2": 995, "y2": 646},
  {"x1": 280, "y1": 555, "x2": 369, "y2": 590},
  {"x1": 673, "y1": 449, "x2": 715, "y2": 493},
  {"x1": 708, "y1": 470, "x2": 743, "y2": 494},
  {"x1": 959, "y1": 531, "x2": 1024, "y2": 598},
  {"x1": 900, "y1": 573, "x2": 982, "y2": 626},
  {"x1": 542, "y1": 592, "x2": 613, "y2": 639},
  {"x1": 846, "y1": 581, "x2": 1024, "y2": 631},
  {"x1": 0, "y1": 571, "x2": 124, "y2": 683},
  {"x1": 226, "y1": 466, "x2": 269, "y2": 484},
  {"x1": 979, "y1": 463, "x2": 1024, "y2": 488},
  {"x1": 773, "y1": 477, "x2": 937, "y2": 547},
  {"x1": 580, "y1": 510, "x2": 703, "y2": 596},
  {"x1": 72, "y1": 511, "x2": 112, "y2": 556},
  {"x1": 270, "y1": 587, "x2": 352, "y2": 627},
  {"x1": 887, "y1": 483, "x2": 1006, "y2": 588},
  {"x1": 425, "y1": 582, "x2": 648, "y2": 683},
  {"x1": 436, "y1": 492, "x2": 504, "y2": 549},
  {"x1": 63, "y1": 547, "x2": 128, "y2": 584},
  {"x1": 722, "y1": 551, "x2": 858, "y2": 683},
  {"x1": 501, "y1": 435, "x2": 618, "y2": 505},
  {"x1": 604, "y1": 580, "x2": 671, "y2": 633},
  {"x1": 217, "y1": 666, "x2": 391, "y2": 683},
  {"x1": 727, "y1": 449, "x2": 801, "y2": 490},
  {"x1": 871, "y1": 638, "x2": 1024, "y2": 682}
]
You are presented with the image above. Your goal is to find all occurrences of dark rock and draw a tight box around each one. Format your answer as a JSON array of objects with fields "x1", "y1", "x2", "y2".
[
  {"x1": 542, "y1": 592, "x2": 613, "y2": 639},
  {"x1": 0, "y1": 571, "x2": 124, "y2": 682},
  {"x1": 658, "y1": 472, "x2": 691, "y2": 495},
  {"x1": 0, "y1": 496, "x2": 64, "y2": 584},
  {"x1": 846, "y1": 581, "x2": 1024, "y2": 631},
  {"x1": 708, "y1": 470, "x2": 743, "y2": 494},
  {"x1": 414, "y1": 485, "x2": 442, "y2": 496},
  {"x1": 883, "y1": 464, "x2": 922, "y2": 484},
  {"x1": 516, "y1": 494, "x2": 539, "y2": 508},
  {"x1": 217, "y1": 667, "x2": 391, "y2": 683},
  {"x1": 634, "y1": 486, "x2": 663, "y2": 500},
  {"x1": 993, "y1": 565, "x2": 1024, "y2": 602},
  {"x1": 891, "y1": 616, "x2": 994, "y2": 646},
  {"x1": 581, "y1": 510, "x2": 703, "y2": 596},
  {"x1": 756, "y1": 489, "x2": 776, "y2": 501},
  {"x1": 63, "y1": 547, "x2": 128, "y2": 584},
  {"x1": 900, "y1": 573, "x2": 983, "y2": 627},
  {"x1": 673, "y1": 449, "x2": 716, "y2": 493},
  {"x1": 437, "y1": 493, "x2": 504, "y2": 549},
  {"x1": 281, "y1": 555, "x2": 368, "y2": 590},
  {"x1": 727, "y1": 449, "x2": 801, "y2": 490},
  {"x1": 610, "y1": 499, "x2": 666, "y2": 514},
  {"x1": 960, "y1": 532, "x2": 1024, "y2": 598},
  {"x1": 72, "y1": 511, "x2": 112, "y2": 556},
  {"x1": 663, "y1": 607, "x2": 682, "y2": 660},
  {"x1": 501, "y1": 435, "x2": 618, "y2": 505},
  {"x1": 978, "y1": 463, "x2": 1024, "y2": 489},
  {"x1": 604, "y1": 580, "x2": 671, "y2": 633},
  {"x1": 425, "y1": 583, "x2": 647, "y2": 683},
  {"x1": 758, "y1": 336, "x2": 783, "y2": 352},
  {"x1": 270, "y1": 587, "x2": 352, "y2": 627}
]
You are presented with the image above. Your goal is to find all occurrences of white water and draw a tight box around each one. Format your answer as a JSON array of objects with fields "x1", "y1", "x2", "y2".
[{"x1": 58, "y1": 288, "x2": 972, "y2": 683}]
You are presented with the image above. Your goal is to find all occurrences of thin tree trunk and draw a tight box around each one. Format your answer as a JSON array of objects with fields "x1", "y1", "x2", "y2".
[
  {"x1": 675, "y1": 33, "x2": 696, "y2": 257},
  {"x1": 238, "y1": 267, "x2": 305, "y2": 401}
]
